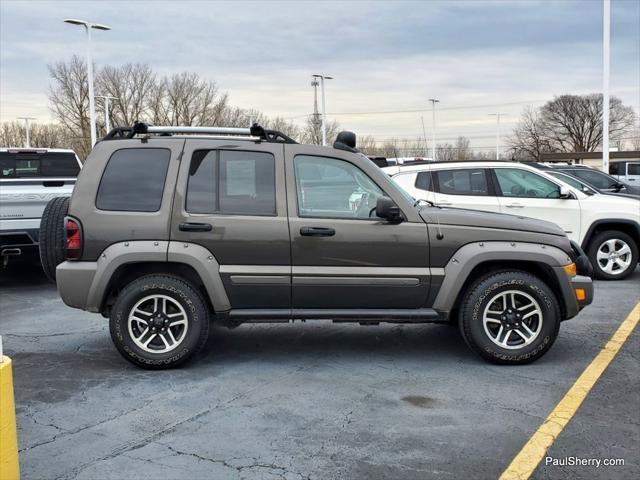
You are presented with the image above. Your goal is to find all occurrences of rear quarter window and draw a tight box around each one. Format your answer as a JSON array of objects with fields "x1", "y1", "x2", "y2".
[
  {"x1": 96, "y1": 148, "x2": 171, "y2": 212},
  {"x1": 0, "y1": 152, "x2": 80, "y2": 178}
]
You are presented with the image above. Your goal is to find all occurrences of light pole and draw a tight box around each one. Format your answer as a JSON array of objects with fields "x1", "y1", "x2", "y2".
[
  {"x1": 96, "y1": 95, "x2": 117, "y2": 133},
  {"x1": 428, "y1": 98, "x2": 439, "y2": 160},
  {"x1": 64, "y1": 19, "x2": 111, "y2": 148},
  {"x1": 312, "y1": 74, "x2": 333, "y2": 146},
  {"x1": 602, "y1": 0, "x2": 611, "y2": 173},
  {"x1": 420, "y1": 116, "x2": 428, "y2": 157},
  {"x1": 17, "y1": 117, "x2": 36, "y2": 147},
  {"x1": 488, "y1": 113, "x2": 506, "y2": 160}
]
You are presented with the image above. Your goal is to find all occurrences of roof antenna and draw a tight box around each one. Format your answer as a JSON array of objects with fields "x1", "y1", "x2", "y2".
[{"x1": 428, "y1": 151, "x2": 444, "y2": 240}]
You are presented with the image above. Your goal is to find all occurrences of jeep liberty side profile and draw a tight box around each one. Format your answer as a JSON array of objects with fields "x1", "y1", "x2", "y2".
[{"x1": 43, "y1": 123, "x2": 594, "y2": 368}]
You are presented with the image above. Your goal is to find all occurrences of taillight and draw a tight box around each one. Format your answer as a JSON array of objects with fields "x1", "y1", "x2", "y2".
[{"x1": 65, "y1": 218, "x2": 82, "y2": 260}]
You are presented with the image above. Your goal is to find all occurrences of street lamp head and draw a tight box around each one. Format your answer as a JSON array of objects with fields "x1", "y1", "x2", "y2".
[
  {"x1": 64, "y1": 19, "x2": 111, "y2": 30},
  {"x1": 312, "y1": 74, "x2": 333, "y2": 80},
  {"x1": 428, "y1": 98, "x2": 440, "y2": 103},
  {"x1": 64, "y1": 18, "x2": 88, "y2": 26}
]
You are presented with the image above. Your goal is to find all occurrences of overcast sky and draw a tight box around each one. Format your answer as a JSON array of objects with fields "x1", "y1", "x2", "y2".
[{"x1": 1, "y1": 0, "x2": 638, "y2": 150}]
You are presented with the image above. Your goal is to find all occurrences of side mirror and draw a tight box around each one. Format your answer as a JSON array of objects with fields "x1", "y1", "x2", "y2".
[
  {"x1": 614, "y1": 182, "x2": 625, "y2": 192},
  {"x1": 375, "y1": 196, "x2": 403, "y2": 222},
  {"x1": 559, "y1": 186, "x2": 572, "y2": 199}
]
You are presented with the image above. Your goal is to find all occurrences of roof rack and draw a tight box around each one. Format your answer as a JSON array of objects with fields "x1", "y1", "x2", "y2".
[{"x1": 102, "y1": 122, "x2": 297, "y2": 144}]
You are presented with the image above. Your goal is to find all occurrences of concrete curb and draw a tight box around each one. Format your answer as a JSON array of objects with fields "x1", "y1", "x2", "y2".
[{"x1": 0, "y1": 355, "x2": 20, "y2": 480}]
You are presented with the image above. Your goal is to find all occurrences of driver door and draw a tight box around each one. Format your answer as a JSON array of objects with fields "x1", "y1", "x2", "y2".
[
  {"x1": 284, "y1": 147, "x2": 430, "y2": 309},
  {"x1": 492, "y1": 167, "x2": 582, "y2": 241}
]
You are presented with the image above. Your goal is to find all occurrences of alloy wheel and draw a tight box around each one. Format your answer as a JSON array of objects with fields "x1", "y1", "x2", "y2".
[
  {"x1": 482, "y1": 290, "x2": 543, "y2": 350},
  {"x1": 596, "y1": 239, "x2": 632, "y2": 276},
  {"x1": 127, "y1": 294, "x2": 189, "y2": 353}
]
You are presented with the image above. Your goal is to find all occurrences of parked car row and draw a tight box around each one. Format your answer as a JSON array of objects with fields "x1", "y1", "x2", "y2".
[{"x1": 383, "y1": 161, "x2": 639, "y2": 280}]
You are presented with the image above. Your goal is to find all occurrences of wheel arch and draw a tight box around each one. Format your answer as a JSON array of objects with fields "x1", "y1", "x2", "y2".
[
  {"x1": 432, "y1": 241, "x2": 575, "y2": 320},
  {"x1": 100, "y1": 261, "x2": 215, "y2": 317},
  {"x1": 581, "y1": 219, "x2": 640, "y2": 251},
  {"x1": 447, "y1": 260, "x2": 567, "y2": 321}
]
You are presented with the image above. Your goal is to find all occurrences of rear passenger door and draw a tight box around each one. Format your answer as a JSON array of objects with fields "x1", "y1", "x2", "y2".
[
  {"x1": 492, "y1": 167, "x2": 581, "y2": 239},
  {"x1": 432, "y1": 168, "x2": 501, "y2": 213},
  {"x1": 171, "y1": 140, "x2": 290, "y2": 309}
]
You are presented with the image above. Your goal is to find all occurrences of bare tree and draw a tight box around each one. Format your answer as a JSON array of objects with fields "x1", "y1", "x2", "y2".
[
  {"x1": 299, "y1": 115, "x2": 341, "y2": 145},
  {"x1": 509, "y1": 95, "x2": 635, "y2": 160},
  {"x1": 97, "y1": 63, "x2": 157, "y2": 132},
  {"x1": 454, "y1": 136, "x2": 472, "y2": 160},
  {"x1": 48, "y1": 55, "x2": 91, "y2": 157},
  {"x1": 0, "y1": 121, "x2": 71, "y2": 149}
]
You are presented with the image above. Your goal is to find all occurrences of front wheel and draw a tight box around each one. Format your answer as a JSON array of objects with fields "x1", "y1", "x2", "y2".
[
  {"x1": 459, "y1": 271, "x2": 560, "y2": 365},
  {"x1": 587, "y1": 230, "x2": 638, "y2": 280},
  {"x1": 110, "y1": 275, "x2": 210, "y2": 369}
]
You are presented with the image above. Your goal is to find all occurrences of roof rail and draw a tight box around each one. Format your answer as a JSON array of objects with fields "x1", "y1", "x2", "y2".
[{"x1": 102, "y1": 122, "x2": 297, "y2": 144}]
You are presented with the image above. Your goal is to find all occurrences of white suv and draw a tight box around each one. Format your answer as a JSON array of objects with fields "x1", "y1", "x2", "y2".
[{"x1": 383, "y1": 161, "x2": 640, "y2": 280}]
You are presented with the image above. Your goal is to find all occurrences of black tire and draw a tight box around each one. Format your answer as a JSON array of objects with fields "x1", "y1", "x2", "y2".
[
  {"x1": 109, "y1": 274, "x2": 210, "y2": 369},
  {"x1": 586, "y1": 230, "x2": 638, "y2": 280},
  {"x1": 39, "y1": 196, "x2": 69, "y2": 282},
  {"x1": 459, "y1": 270, "x2": 560, "y2": 365}
]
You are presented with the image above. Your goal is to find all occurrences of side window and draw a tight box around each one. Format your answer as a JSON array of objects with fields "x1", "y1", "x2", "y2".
[
  {"x1": 570, "y1": 169, "x2": 613, "y2": 189},
  {"x1": 186, "y1": 150, "x2": 276, "y2": 216},
  {"x1": 494, "y1": 168, "x2": 560, "y2": 198},
  {"x1": 628, "y1": 163, "x2": 640, "y2": 175},
  {"x1": 294, "y1": 155, "x2": 384, "y2": 219},
  {"x1": 437, "y1": 169, "x2": 488, "y2": 196},
  {"x1": 96, "y1": 148, "x2": 170, "y2": 212},
  {"x1": 415, "y1": 171, "x2": 433, "y2": 191}
]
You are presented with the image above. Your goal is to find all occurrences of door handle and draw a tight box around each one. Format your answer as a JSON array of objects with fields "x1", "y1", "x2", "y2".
[
  {"x1": 437, "y1": 201, "x2": 452, "y2": 206},
  {"x1": 300, "y1": 226, "x2": 336, "y2": 237},
  {"x1": 179, "y1": 222, "x2": 212, "y2": 232},
  {"x1": 505, "y1": 203, "x2": 525, "y2": 208}
]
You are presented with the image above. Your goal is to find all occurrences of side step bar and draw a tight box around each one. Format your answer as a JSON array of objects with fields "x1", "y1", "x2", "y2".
[{"x1": 221, "y1": 308, "x2": 443, "y2": 325}]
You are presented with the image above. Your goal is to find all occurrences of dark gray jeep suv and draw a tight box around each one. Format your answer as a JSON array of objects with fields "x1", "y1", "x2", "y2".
[{"x1": 43, "y1": 123, "x2": 593, "y2": 368}]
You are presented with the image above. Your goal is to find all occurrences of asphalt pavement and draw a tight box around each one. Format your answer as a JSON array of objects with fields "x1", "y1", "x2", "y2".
[{"x1": 1, "y1": 260, "x2": 638, "y2": 480}]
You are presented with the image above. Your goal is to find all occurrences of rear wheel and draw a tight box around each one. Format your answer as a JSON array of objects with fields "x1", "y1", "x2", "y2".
[
  {"x1": 459, "y1": 271, "x2": 560, "y2": 365},
  {"x1": 587, "y1": 230, "x2": 638, "y2": 280},
  {"x1": 109, "y1": 275, "x2": 210, "y2": 369},
  {"x1": 39, "y1": 197, "x2": 69, "y2": 282}
]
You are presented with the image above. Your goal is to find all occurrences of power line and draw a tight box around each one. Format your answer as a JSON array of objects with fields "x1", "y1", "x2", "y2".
[{"x1": 284, "y1": 99, "x2": 548, "y2": 120}]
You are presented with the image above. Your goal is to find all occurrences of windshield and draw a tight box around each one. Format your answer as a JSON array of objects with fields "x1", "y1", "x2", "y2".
[
  {"x1": 548, "y1": 172, "x2": 595, "y2": 195},
  {"x1": 0, "y1": 151, "x2": 80, "y2": 178}
]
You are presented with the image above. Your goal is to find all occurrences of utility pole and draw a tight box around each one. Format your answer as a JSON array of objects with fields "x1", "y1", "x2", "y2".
[
  {"x1": 311, "y1": 77, "x2": 321, "y2": 133},
  {"x1": 64, "y1": 19, "x2": 111, "y2": 148},
  {"x1": 96, "y1": 95, "x2": 117, "y2": 133},
  {"x1": 312, "y1": 74, "x2": 333, "y2": 146},
  {"x1": 428, "y1": 98, "x2": 439, "y2": 160},
  {"x1": 17, "y1": 117, "x2": 36, "y2": 147},
  {"x1": 488, "y1": 113, "x2": 506, "y2": 160},
  {"x1": 602, "y1": 0, "x2": 611, "y2": 173}
]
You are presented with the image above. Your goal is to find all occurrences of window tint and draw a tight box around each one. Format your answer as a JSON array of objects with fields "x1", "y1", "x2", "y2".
[
  {"x1": 569, "y1": 169, "x2": 615, "y2": 189},
  {"x1": 548, "y1": 172, "x2": 594, "y2": 195},
  {"x1": 609, "y1": 163, "x2": 622, "y2": 175},
  {"x1": 415, "y1": 171, "x2": 433, "y2": 191},
  {"x1": 495, "y1": 168, "x2": 560, "y2": 198},
  {"x1": 0, "y1": 152, "x2": 80, "y2": 178},
  {"x1": 96, "y1": 148, "x2": 170, "y2": 212},
  {"x1": 186, "y1": 150, "x2": 276, "y2": 216},
  {"x1": 437, "y1": 169, "x2": 488, "y2": 196},
  {"x1": 628, "y1": 163, "x2": 640, "y2": 175},
  {"x1": 295, "y1": 155, "x2": 384, "y2": 219}
]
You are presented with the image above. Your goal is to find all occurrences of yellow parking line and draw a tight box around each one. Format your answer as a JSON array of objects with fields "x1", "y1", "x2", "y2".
[{"x1": 499, "y1": 302, "x2": 640, "y2": 480}]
